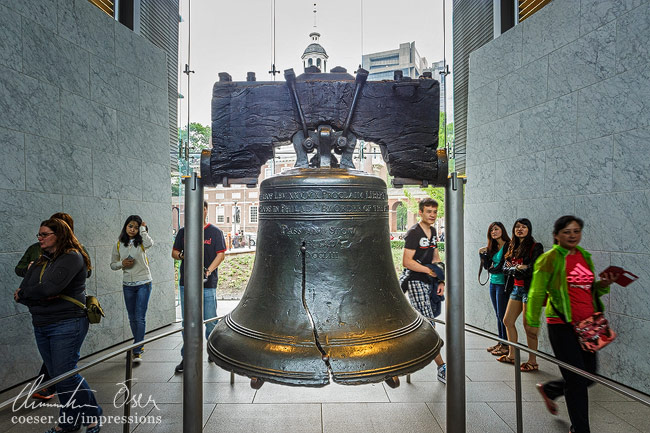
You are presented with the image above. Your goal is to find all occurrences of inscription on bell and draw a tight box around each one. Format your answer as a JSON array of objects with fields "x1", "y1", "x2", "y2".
[
  {"x1": 260, "y1": 188, "x2": 387, "y2": 201},
  {"x1": 260, "y1": 203, "x2": 388, "y2": 214},
  {"x1": 280, "y1": 226, "x2": 355, "y2": 236}
]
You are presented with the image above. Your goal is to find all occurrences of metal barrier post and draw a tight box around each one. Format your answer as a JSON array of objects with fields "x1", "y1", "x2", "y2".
[
  {"x1": 183, "y1": 172, "x2": 204, "y2": 433},
  {"x1": 514, "y1": 347, "x2": 523, "y2": 433},
  {"x1": 123, "y1": 352, "x2": 133, "y2": 433},
  {"x1": 445, "y1": 172, "x2": 466, "y2": 433}
]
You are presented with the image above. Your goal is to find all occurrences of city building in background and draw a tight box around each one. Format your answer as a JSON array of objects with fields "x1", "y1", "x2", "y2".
[{"x1": 362, "y1": 42, "x2": 428, "y2": 81}]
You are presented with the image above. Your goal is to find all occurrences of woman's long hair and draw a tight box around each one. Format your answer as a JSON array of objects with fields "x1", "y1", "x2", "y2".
[
  {"x1": 119, "y1": 215, "x2": 146, "y2": 247},
  {"x1": 486, "y1": 221, "x2": 510, "y2": 254},
  {"x1": 505, "y1": 218, "x2": 536, "y2": 259},
  {"x1": 38, "y1": 218, "x2": 91, "y2": 270}
]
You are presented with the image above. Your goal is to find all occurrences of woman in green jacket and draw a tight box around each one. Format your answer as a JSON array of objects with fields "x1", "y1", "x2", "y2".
[{"x1": 526, "y1": 215, "x2": 618, "y2": 433}]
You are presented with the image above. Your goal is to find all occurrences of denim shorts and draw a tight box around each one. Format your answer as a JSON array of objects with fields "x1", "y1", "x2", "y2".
[{"x1": 510, "y1": 285, "x2": 528, "y2": 303}]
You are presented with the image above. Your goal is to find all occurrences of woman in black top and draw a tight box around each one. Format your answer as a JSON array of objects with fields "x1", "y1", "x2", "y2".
[
  {"x1": 15, "y1": 218, "x2": 102, "y2": 433},
  {"x1": 497, "y1": 218, "x2": 544, "y2": 372}
]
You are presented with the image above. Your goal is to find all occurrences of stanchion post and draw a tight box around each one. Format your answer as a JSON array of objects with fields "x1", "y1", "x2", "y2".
[
  {"x1": 183, "y1": 172, "x2": 204, "y2": 433},
  {"x1": 445, "y1": 172, "x2": 466, "y2": 433},
  {"x1": 514, "y1": 347, "x2": 523, "y2": 433},
  {"x1": 123, "y1": 352, "x2": 132, "y2": 433}
]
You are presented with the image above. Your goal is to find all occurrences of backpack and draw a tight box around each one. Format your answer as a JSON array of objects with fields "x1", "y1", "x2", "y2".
[{"x1": 117, "y1": 241, "x2": 149, "y2": 266}]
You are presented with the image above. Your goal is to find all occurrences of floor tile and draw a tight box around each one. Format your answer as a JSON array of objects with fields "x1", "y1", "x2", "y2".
[
  {"x1": 488, "y1": 401, "x2": 571, "y2": 433},
  {"x1": 132, "y1": 403, "x2": 215, "y2": 432},
  {"x1": 167, "y1": 364, "x2": 250, "y2": 383},
  {"x1": 594, "y1": 400, "x2": 650, "y2": 432},
  {"x1": 383, "y1": 380, "x2": 446, "y2": 403},
  {"x1": 204, "y1": 403, "x2": 322, "y2": 433},
  {"x1": 427, "y1": 401, "x2": 514, "y2": 433},
  {"x1": 132, "y1": 382, "x2": 257, "y2": 404},
  {"x1": 253, "y1": 382, "x2": 389, "y2": 404},
  {"x1": 322, "y1": 402, "x2": 442, "y2": 433}
]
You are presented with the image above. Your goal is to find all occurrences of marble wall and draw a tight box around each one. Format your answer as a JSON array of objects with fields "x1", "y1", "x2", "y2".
[
  {"x1": 0, "y1": 0, "x2": 175, "y2": 390},
  {"x1": 465, "y1": 0, "x2": 650, "y2": 394}
]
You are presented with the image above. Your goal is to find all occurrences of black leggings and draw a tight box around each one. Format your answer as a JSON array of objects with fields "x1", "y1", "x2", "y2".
[{"x1": 542, "y1": 323, "x2": 597, "y2": 433}]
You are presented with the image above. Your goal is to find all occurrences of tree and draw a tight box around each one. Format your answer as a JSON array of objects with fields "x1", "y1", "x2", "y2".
[
  {"x1": 396, "y1": 202, "x2": 408, "y2": 231},
  {"x1": 403, "y1": 186, "x2": 445, "y2": 220},
  {"x1": 178, "y1": 122, "x2": 212, "y2": 153},
  {"x1": 438, "y1": 112, "x2": 454, "y2": 149},
  {"x1": 171, "y1": 177, "x2": 180, "y2": 195}
]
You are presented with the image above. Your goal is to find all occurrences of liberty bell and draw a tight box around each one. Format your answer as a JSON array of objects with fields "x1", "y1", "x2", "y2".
[
  {"x1": 207, "y1": 167, "x2": 443, "y2": 387},
  {"x1": 204, "y1": 66, "x2": 446, "y2": 387}
]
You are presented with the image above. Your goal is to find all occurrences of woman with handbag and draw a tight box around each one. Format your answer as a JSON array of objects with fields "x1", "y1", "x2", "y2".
[
  {"x1": 497, "y1": 218, "x2": 544, "y2": 371},
  {"x1": 526, "y1": 216, "x2": 618, "y2": 433},
  {"x1": 111, "y1": 215, "x2": 154, "y2": 363},
  {"x1": 14, "y1": 218, "x2": 102, "y2": 433},
  {"x1": 478, "y1": 221, "x2": 511, "y2": 356}
]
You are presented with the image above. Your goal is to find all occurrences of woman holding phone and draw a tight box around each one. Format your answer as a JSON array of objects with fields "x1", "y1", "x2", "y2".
[
  {"x1": 479, "y1": 221, "x2": 511, "y2": 356},
  {"x1": 527, "y1": 216, "x2": 618, "y2": 433},
  {"x1": 111, "y1": 215, "x2": 153, "y2": 362}
]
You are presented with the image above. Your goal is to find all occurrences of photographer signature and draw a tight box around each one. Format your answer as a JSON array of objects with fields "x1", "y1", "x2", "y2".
[
  {"x1": 13, "y1": 376, "x2": 97, "y2": 412},
  {"x1": 12, "y1": 376, "x2": 159, "y2": 412},
  {"x1": 113, "y1": 380, "x2": 159, "y2": 410}
]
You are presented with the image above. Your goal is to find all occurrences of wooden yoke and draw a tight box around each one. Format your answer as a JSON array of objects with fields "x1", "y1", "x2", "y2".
[{"x1": 201, "y1": 66, "x2": 445, "y2": 187}]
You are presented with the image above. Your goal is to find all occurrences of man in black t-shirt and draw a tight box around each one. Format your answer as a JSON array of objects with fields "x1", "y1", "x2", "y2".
[
  {"x1": 402, "y1": 197, "x2": 447, "y2": 384},
  {"x1": 172, "y1": 201, "x2": 226, "y2": 373}
]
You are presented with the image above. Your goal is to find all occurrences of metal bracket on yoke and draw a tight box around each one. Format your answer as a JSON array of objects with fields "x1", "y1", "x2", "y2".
[
  {"x1": 285, "y1": 69, "x2": 314, "y2": 168},
  {"x1": 392, "y1": 149, "x2": 449, "y2": 188},
  {"x1": 392, "y1": 178, "x2": 430, "y2": 189},
  {"x1": 222, "y1": 177, "x2": 258, "y2": 188},
  {"x1": 286, "y1": 68, "x2": 369, "y2": 169}
]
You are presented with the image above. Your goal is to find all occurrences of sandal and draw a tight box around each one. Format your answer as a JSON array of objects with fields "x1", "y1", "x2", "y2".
[
  {"x1": 496, "y1": 355, "x2": 515, "y2": 364},
  {"x1": 520, "y1": 362, "x2": 539, "y2": 372},
  {"x1": 486, "y1": 343, "x2": 499, "y2": 352},
  {"x1": 536, "y1": 383, "x2": 558, "y2": 415},
  {"x1": 491, "y1": 345, "x2": 509, "y2": 356}
]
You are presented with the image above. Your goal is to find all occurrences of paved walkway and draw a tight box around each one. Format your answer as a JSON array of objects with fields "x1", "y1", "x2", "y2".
[{"x1": 2, "y1": 300, "x2": 648, "y2": 433}]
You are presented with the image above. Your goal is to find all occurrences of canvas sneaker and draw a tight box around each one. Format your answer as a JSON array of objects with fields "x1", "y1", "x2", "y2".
[
  {"x1": 132, "y1": 349, "x2": 145, "y2": 364},
  {"x1": 437, "y1": 363, "x2": 447, "y2": 384}
]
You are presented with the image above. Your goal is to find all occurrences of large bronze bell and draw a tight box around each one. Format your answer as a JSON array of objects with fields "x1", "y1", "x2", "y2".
[{"x1": 207, "y1": 168, "x2": 443, "y2": 386}]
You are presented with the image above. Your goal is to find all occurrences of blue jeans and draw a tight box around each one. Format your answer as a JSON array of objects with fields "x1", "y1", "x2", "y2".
[
  {"x1": 123, "y1": 282, "x2": 152, "y2": 355},
  {"x1": 179, "y1": 285, "x2": 217, "y2": 357},
  {"x1": 34, "y1": 317, "x2": 102, "y2": 429},
  {"x1": 489, "y1": 282, "x2": 508, "y2": 340}
]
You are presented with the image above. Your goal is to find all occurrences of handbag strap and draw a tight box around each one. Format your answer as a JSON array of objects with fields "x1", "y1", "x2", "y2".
[
  {"x1": 478, "y1": 251, "x2": 489, "y2": 286},
  {"x1": 58, "y1": 294, "x2": 87, "y2": 311},
  {"x1": 478, "y1": 265, "x2": 488, "y2": 286}
]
